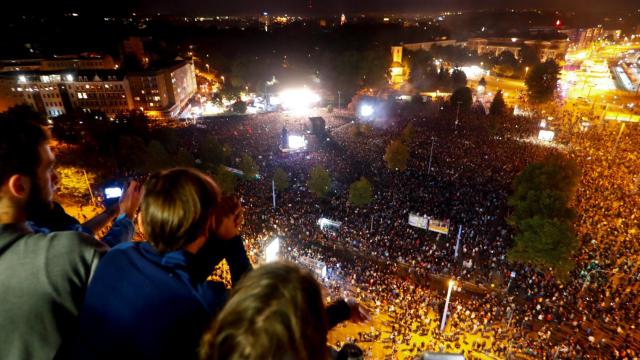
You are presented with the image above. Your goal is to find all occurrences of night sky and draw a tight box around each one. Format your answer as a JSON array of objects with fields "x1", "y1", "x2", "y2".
[{"x1": 6, "y1": 0, "x2": 639, "y2": 16}]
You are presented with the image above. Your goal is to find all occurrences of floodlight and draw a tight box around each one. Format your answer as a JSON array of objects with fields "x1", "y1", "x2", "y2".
[
  {"x1": 279, "y1": 88, "x2": 321, "y2": 111},
  {"x1": 359, "y1": 104, "x2": 374, "y2": 117}
]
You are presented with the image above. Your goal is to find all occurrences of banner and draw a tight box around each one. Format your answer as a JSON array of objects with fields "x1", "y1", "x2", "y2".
[
  {"x1": 408, "y1": 213, "x2": 428, "y2": 229},
  {"x1": 428, "y1": 218, "x2": 450, "y2": 234}
]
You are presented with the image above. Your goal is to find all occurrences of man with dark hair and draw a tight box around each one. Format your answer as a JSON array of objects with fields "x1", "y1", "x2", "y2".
[
  {"x1": 0, "y1": 119, "x2": 140, "y2": 359},
  {"x1": 72, "y1": 167, "x2": 252, "y2": 360}
]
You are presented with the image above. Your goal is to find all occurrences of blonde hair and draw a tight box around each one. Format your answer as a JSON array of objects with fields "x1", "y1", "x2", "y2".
[
  {"x1": 142, "y1": 167, "x2": 220, "y2": 253},
  {"x1": 200, "y1": 262, "x2": 328, "y2": 360}
]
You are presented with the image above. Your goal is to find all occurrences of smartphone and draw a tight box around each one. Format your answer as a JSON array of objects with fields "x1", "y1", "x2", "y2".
[{"x1": 104, "y1": 186, "x2": 123, "y2": 207}]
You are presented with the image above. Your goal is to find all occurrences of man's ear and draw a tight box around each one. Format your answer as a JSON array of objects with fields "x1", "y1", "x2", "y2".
[{"x1": 7, "y1": 175, "x2": 30, "y2": 199}]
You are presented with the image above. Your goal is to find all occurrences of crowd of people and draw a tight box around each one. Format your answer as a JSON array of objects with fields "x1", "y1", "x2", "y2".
[
  {"x1": 2, "y1": 96, "x2": 638, "y2": 359},
  {"x1": 181, "y1": 102, "x2": 638, "y2": 359}
]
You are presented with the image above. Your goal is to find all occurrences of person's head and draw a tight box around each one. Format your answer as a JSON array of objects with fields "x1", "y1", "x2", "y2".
[
  {"x1": 0, "y1": 118, "x2": 55, "y2": 222},
  {"x1": 200, "y1": 262, "x2": 329, "y2": 360},
  {"x1": 336, "y1": 343, "x2": 364, "y2": 360},
  {"x1": 141, "y1": 167, "x2": 221, "y2": 253}
]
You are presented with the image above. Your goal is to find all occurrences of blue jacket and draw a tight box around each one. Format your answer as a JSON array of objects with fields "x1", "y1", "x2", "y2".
[{"x1": 72, "y1": 235, "x2": 252, "y2": 360}]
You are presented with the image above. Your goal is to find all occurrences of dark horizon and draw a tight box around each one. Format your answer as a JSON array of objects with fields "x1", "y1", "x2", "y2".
[{"x1": 4, "y1": 0, "x2": 639, "y2": 17}]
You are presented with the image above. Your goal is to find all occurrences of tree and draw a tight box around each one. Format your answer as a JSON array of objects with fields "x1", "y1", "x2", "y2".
[
  {"x1": 0, "y1": 104, "x2": 47, "y2": 125},
  {"x1": 494, "y1": 51, "x2": 518, "y2": 77},
  {"x1": 383, "y1": 140, "x2": 410, "y2": 171},
  {"x1": 308, "y1": 165, "x2": 331, "y2": 198},
  {"x1": 213, "y1": 165, "x2": 237, "y2": 195},
  {"x1": 451, "y1": 68, "x2": 468, "y2": 89},
  {"x1": 198, "y1": 136, "x2": 226, "y2": 168},
  {"x1": 273, "y1": 168, "x2": 289, "y2": 192},
  {"x1": 145, "y1": 140, "x2": 171, "y2": 173},
  {"x1": 348, "y1": 177, "x2": 373, "y2": 207},
  {"x1": 401, "y1": 122, "x2": 415, "y2": 143},
  {"x1": 507, "y1": 153, "x2": 581, "y2": 279},
  {"x1": 489, "y1": 90, "x2": 507, "y2": 116},
  {"x1": 238, "y1": 154, "x2": 259, "y2": 180},
  {"x1": 525, "y1": 59, "x2": 560, "y2": 103},
  {"x1": 478, "y1": 77, "x2": 487, "y2": 88},
  {"x1": 51, "y1": 113, "x2": 83, "y2": 143},
  {"x1": 232, "y1": 100, "x2": 247, "y2": 114},
  {"x1": 174, "y1": 149, "x2": 195, "y2": 167},
  {"x1": 116, "y1": 135, "x2": 147, "y2": 172},
  {"x1": 450, "y1": 87, "x2": 472, "y2": 113}
]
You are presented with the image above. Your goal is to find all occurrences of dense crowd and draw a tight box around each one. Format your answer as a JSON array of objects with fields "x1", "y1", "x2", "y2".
[{"x1": 184, "y1": 103, "x2": 639, "y2": 359}]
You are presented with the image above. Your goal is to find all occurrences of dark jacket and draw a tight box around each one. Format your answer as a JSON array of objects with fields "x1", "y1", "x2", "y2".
[{"x1": 72, "y1": 235, "x2": 251, "y2": 360}]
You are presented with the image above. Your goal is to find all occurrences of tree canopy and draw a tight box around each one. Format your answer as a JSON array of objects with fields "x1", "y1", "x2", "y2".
[
  {"x1": 489, "y1": 90, "x2": 507, "y2": 116},
  {"x1": 273, "y1": 168, "x2": 289, "y2": 192},
  {"x1": 238, "y1": 154, "x2": 259, "y2": 180},
  {"x1": 349, "y1": 177, "x2": 373, "y2": 207},
  {"x1": 507, "y1": 153, "x2": 581, "y2": 280},
  {"x1": 308, "y1": 165, "x2": 331, "y2": 198},
  {"x1": 525, "y1": 59, "x2": 560, "y2": 103},
  {"x1": 384, "y1": 140, "x2": 410, "y2": 171}
]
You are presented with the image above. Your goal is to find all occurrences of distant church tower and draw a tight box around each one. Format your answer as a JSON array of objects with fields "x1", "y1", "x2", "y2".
[{"x1": 390, "y1": 46, "x2": 406, "y2": 85}]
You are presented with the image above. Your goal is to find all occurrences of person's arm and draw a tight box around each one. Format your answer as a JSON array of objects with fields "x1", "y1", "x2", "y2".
[
  {"x1": 81, "y1": 208, "x2": 117, "y2": 235},
  {"x1": 223, "y1": 235, "x2": 252, "y2": 285},
  {"x1": 94, "y1": 181, "x2": 143, "y2": 247}
]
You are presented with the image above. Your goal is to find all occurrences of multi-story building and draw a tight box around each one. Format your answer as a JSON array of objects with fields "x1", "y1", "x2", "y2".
[
  {"x1": 0, "y1": 70, "x2": 132, "y2": 117},
  {"x1": 465, "y1": 37, "x2": 569, "y2": 62},
  {"x1": 0, "y1": 54, "x2": 117, "y2": 73},
  {"x1": 127, "y1": 59, "x2": 197, "y2": 118},
  {"x1": 577, "y1": 27, "x2": 605, "y2": 48},
  {"x1": 0, "y1": 59, "x2": 196, "y2": 119}
]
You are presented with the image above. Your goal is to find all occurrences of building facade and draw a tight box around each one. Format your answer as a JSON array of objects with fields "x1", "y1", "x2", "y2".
[
  {"x1": 0, "y1": 59, "x2": 196, "y2": 119},
  {"x1": 127, "y1": 59, "x2": 197, "y2": 118}
]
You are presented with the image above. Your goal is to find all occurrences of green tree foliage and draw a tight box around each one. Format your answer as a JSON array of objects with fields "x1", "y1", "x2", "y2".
[
  {"x1": 450, "y1": 87, "x2": 472, "y2": 113},
  {"x1": 273, "y1": 168, "x2": 289, "y2": 192},
  {"x1": 51, "y1": 112, "x2": 83, "y2": 143},
  {"x1": 213, "y1": 165, "x2": 237, "y2": 195},
  {"x1": 199, "y1": 136, "x2": 226, "y2": 168},
  {"x1": 383, "y1": 140, "x2": 410, "y2": 171},
  {"x1": 451, "y1": 68, "x2": 468, "y2": 89},
  {"x1": 525, "y1": 59, "x2": 560, "y2": 103},
  {"x1": 115, "y1": 135, "x2": 147, "y2": 172},
  {"x1": 145, "y1": 140, "x2": 171, "y2": 173},
  {"x1": 507, "y1": 153, "x2": 581, "y2": 279},
  {"x1": 308, "y1": 165, "x2": 331, "y2": 198},
  {"x1": 348, "y1": 177, "x2": 373, "y2": 207},
  {"x1": 174, "y1": 149, "x2": 195, "y2": 167},
  {"x1": 407, "y1": 50, "x2": 437, "y2": 91},
  {"x1": 232, "y1": 100, "x2": 247, "y2": 114},
  {"x1": 494, "y1": 51, "x2": 519, "y2": 77},
  {"x1": 401, "y1": 122, "x2": 415, "y2": 143},
  {"x1": 0, "y1": 104, "x2": 47, "y2": 125},
  {"x1": 489, "y1": 90, "x2": 507, "y2": 116},
  {"x1": 238, "y1": 154, "x2": 259, "y2": 180}
]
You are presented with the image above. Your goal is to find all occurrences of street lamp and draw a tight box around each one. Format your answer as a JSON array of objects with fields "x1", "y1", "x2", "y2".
[
  {"x1": 205, "y1": 63, "x2": 210, "y2": 73},
  {"x1": 440, "y1": 279, "x2": 456, "y2": 332}
]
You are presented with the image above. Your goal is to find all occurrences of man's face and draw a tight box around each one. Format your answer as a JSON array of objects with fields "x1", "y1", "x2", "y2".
[{"x1": 26, "y1": 143, "x2": 56, "y2": 214}]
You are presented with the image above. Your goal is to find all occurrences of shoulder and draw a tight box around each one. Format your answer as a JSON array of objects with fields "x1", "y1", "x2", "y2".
[{"x1": 46, "y1": 230, "x2": 107, "y2": 252}]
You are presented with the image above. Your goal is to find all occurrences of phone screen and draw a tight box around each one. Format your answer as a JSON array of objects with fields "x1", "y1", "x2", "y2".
[{"x1": 105, "y1": 187, "x2": 123, "y2": 199}]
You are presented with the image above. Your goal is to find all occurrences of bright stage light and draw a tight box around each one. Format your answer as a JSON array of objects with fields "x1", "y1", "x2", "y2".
[
  {"x1": 359, "y1": 104, "x2": 374, "y2": 117},
  {"x1": 279, "y1": 88, "x2": 321, "y2": 111},
  {"x1": 265, "y1": 237, "x2": 280, "y2": 262},
  {"x1": 287, "y1": 135, "x2": 307, "y2": 150}
]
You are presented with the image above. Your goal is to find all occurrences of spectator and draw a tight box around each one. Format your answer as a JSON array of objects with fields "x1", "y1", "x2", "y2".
[
  {"x1": 0, "y1": 119, "x2": 111, "y2": 359},
  {"x1": 200, "y1": 262, "x2": 369, "y2": 360},
  {"x1": 72, "y1": 168, "x2": 251, "y2": 360}
]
